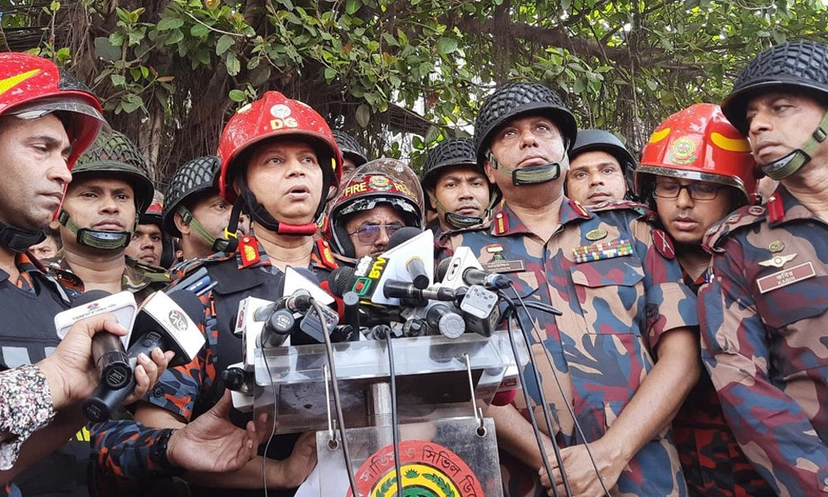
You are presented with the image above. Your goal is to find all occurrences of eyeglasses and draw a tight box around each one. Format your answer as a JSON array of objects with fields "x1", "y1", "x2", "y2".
[
  {"x1": 349, "y1": 224, "x2": 403, "y2": 244},
  {"x1": 653, "y1": 181, "x2": 721, "y2": 200}
]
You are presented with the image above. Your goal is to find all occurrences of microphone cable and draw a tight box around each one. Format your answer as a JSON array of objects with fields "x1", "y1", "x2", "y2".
[
  {"x1": 312, "y1": 298, "x2": 361, "y2": 496},
  {"x1": 498, "y1": 291, "x2": 570, "y2": 497},
  {"x1": 383, "y1": 328, "x2": 404, "y2": 497},
  {"x1": 509, "y1": 287, "x2": 611, "y2": 497}
]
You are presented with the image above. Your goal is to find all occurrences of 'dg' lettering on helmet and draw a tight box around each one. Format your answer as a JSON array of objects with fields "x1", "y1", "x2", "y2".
[
  {"x1": 474, "y1": 82, "x2": 577, "y2": 186},
  {"x1": 721, "y1": 40, "x2": 828, "y2": 180},
  {"x1": 59, "y1": 131, "x2": 156, "y2": 250},
  {"x1": 162, "y1": 155, "x2": 221, "y2": 238},
  {"x1": 326, "y1": 158, "x2": 424, "y2": 258},
  {"x1": 636, "y1": 103, "x2": 757, "y2": 206},
  {"x1": 217, "y1": 91, "x2": 342, "y2": 236},
  {"x1": 0, "y1": 52, "x2": 107, "y2": 252},
  {"x1": 569, "y1": 129, "x2": 638, "y2": 201}
]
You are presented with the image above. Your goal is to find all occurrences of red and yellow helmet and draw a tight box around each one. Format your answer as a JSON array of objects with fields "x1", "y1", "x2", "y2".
[
  {"x1": 0, "y1": 52, "x2": 106, "y2": 168},
  {"x1": 636, "y1": 103, "x2": 758, "y2": 205},
  {"x1": 217, "y1": 91, "x2": 342, "y2": 206}
]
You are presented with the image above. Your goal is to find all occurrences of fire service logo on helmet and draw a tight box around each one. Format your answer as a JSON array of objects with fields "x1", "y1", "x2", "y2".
[
  {"x1": 369, "y1": 175, "x2": 392, "y2": 191},
  {"x1": 669, "y1": 137, "x2": 697, "y2": 165},
  {"x1": 347, "y1": 440, "x2": 484, "y2": 497},
  {"x1": 270, "y1": 104, "x2": 292, "y2": 119}
]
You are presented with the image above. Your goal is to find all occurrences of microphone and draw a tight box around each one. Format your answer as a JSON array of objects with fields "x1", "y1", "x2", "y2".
[
  {"x1": 457, "y1": 285, "x2": 501, "y2": 337},
  {"x1": 54, "y1": 290, "x2": 138, "y2": 390},
  {"x1": 388, "y1": 227, "x2": 430, "y2": 289},
  {"x1": 386, "y1": 226, "x2": 424, "y2": 250},
  {"x1": 437, "y1": 256, "x2": 510, "y2": 290},
  {"x1": 382, "y1": 279, "x2": 456, "y2": 302},
  {"x1": 424, "y1": 301, "x2": 465, "y2": 339},
  {"x1": 83, "y1": 290, "x2": 206, "y2": 422}
]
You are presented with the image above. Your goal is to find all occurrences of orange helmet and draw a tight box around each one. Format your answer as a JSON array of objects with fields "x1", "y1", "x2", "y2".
[
  {"x1": 636, "y1": 103, "x2": 758, "y2": 205},
  {"x1": 0, "y1": 52, "x2": 106, "y2": 168}
]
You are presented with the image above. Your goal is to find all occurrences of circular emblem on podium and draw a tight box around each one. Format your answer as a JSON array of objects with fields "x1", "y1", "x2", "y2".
[{"x1": 348, "y1": 440, "x2": 484, "y2": 497}]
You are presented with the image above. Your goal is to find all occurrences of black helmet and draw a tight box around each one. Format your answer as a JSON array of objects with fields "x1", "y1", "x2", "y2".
[
  {"x1": 71, "y1": 131, "x2": 155, "y2": 213},
  {"x1": 60, "y1": 131, "x2": 155, "y2": 250},
  {"x1": 722, "y1": 40, "x2": 828, "y2": 180},
  {"x1": 722, "y1": 40, "x2": 828, "y2": 135},
  {"x1": 474, "y1": 82, "x2": 577, "y2": 165},
  {"x1": 332, "y1": 130, "x2": 368, "y2": 167},
  {"x1": 162, "y1": 155, "x2": 221, "y2": 238},
  {"x1": 421, "y1": 137, "x2": 477, "y2": 191},
  {"x1": 569, "y1": 129, "x2": 638, "y2": 200}
]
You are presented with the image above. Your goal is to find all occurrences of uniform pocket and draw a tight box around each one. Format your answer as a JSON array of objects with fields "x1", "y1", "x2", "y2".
[{"x1": 570, "y1": 257, "x2": 645, "y2": 335}]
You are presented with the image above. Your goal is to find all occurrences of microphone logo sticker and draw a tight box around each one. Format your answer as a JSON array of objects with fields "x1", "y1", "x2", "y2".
[
  {"x1": 168, "y1": 310, "x2": 188, "y2": 332},
  {"x1": 87, "y1": 303, "x2": 100, "y2": 311}
]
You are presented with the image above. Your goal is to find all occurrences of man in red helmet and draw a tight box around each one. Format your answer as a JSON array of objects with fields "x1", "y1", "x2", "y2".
[
  {"x1": 635, "y1": 103, "x2": 772, "y2": 497},
  {"x1": 94, "y1": 91, "x2": 342, "y2": 496},
  {"x1": 700, "y1": 40, "x2": 828, "y2": 494},
  {"x1": 0, "y1": 52, "x2": 173, "y2": 497}
]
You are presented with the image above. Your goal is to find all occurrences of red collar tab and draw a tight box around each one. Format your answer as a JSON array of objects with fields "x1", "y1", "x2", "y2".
[
  {"x1": 569, "y1": 199, "x2": 590, "y2": 218},
  {"x1": 494, "y1": 210, "x2": 509, "y2": 235},
  {"x1": 238, "y1": 235, "x2": 261, "y2": 268},
  {"x1": 316, "y1": 239, "x2": 338, "y2": 270},
  {"x1": 652, "y1": 229, "x2": 676, "y2": 260},
  {"x1": 767, "y1": 194, "x2": 785, "y2": 224}
]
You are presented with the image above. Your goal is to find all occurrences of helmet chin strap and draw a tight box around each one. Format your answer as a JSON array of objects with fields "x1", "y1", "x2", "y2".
[
  {"x1": 429, "y1": 193, "x2": 487, "y2": 230},
  {"x1": 238, "y1": 177, "x2": 317, "y2": 237},
  {"x1": 0, "y1": 223, "x2": 45, "y2": 253},
  {"x1": 486, "y1": 151, "x2": 568, "y2": 186},
  {"x1": 762, "y1": 110, "x2": 828, "y2": 180},
  {"x1": 58, "y1": 209, "x2": 132, "y2": 250}
]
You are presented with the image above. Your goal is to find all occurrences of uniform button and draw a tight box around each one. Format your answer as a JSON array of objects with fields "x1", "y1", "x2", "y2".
[{"x1": 153, "y1": 387, "x2": 164, "y2": 398}]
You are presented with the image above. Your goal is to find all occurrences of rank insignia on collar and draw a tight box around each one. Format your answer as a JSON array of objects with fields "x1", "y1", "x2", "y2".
[
  {"x1": 238, "y1": 236, "x2": 261, "y2": 268},
  {"x1": 758, "y1": 253, "x2": 797, "y2": 269},
  {"x1": 585, "y1": 228, "x2": 607, "y2": 241},
  {"x1": 652, "y1": 229, "x2": 675, "y2": 260}
]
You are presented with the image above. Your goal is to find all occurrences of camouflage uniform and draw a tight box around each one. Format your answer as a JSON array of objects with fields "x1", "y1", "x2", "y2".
[
  {"x1": 439, "y1": 199, "x2": 698, "y2": 496},
  {"x1": 91, "y1": 235, "x2": 337, "y2": 497},
  {"x1": 43, "y1": 250, "x2": 170, "y2": 303},
  {"x1": 700, "y1": 187, "x2": 828, "y2": 495}
]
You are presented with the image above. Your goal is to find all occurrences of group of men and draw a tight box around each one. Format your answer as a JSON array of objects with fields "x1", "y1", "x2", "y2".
[{"x1": 1, "y1": 37, "x2": 827, "y2": 497}]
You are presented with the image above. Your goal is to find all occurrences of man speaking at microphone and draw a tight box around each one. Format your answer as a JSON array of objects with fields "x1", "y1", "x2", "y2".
[{"x1": 438, "y1": 82, "x2": 700, "y2": 496}]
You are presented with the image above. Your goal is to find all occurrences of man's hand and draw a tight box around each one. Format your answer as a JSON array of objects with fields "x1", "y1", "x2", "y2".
[
  {"x1": 37, "y1": 313, "x2": 171, "y2": 410},
  {"x1": 166, "y1": 392, "x2": 259, "y2": 473},
  {"x1": 539, "y1": 440, "x2": 622, "y2": 497},
  {"x1": 269, "y1": 431, "x2": 318, "y2": 489}
]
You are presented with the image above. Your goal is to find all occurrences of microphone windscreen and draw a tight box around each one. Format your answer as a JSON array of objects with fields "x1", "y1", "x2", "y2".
[
  {"x1": 166, "y1": 290, "x2": 205, "y2": 323},
  {"x1": 436, "y1": 258, "x2": 452, "y2": 282},
  {"x1": 329, "y1": 266, "x2": 357, "y2": 297},
  {"x1": 387, "y1": 226, "x2": 423, "y2": 250},
  {"x1": 71, "y1": 289, "x2": 112, "y2": 307}
]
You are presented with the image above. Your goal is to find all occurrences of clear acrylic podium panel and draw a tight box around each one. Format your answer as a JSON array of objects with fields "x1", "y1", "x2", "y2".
[
  {"x1": 253, "y1": 330, "x2": 525, "y2": 434},
  {"x1": 315, "y1": 417, "x2": 502, "y2": 497}
]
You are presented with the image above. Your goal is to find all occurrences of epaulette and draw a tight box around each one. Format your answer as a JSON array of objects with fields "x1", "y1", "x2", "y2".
[
  {"x1": 589, "y1": 199, "x2": 655, "y2": 221},
  {"x1": 702, "y1": 204, "x2": 768, "y2": 253}
]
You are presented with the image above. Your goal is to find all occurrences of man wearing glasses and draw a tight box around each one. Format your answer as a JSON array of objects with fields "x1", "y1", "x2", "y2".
[
  {"x1": 635, "y1": 103, "x2": 772, "y2": 497},
  {"x1": 326, "y1": 158, "x2": 425, "y2": 261}
]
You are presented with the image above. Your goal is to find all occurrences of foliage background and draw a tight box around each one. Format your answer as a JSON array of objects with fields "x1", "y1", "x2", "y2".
[{"x1": 2, "y1": 0, "x2": 826, "y2": 185}]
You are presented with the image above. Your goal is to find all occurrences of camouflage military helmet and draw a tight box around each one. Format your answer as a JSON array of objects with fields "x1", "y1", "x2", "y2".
[
  {"x1": 72, "y1": 131, "x2": 155, "y2": 213},
  {"x1": 162, "y1": 155, "x2": 221, "y2": 237},
  {"x1": 332, "y1": 130, "x2": 368, "y2": 167},
  {"x1": 474, "y1": 82, "x2": 577, "y2": 166},
  {"x1": 722, "y1": 40, "x2": 828, "y2": 135}
]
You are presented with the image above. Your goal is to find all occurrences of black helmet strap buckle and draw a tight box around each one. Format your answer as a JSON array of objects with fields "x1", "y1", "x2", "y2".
[
  {"x1": 486, "y1": 150, "x2": 567, "y2": 186},
  {"x1": 0, "y1": 223, "x2": 46, "y2": 253},
  {"x1": 58, "y1": 209, "x2": 131, "y2": 250},
  {"x1": 762, "y1": 111, "x2": 828, "y2": 181}
]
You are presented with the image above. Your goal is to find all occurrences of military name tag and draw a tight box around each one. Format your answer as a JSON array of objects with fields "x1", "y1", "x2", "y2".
[
  {"x1": 756, "y1": 261, "x2": 816, "y2": 294},
  {"x1": 484, "y1": 259, "x2": 526, "y2": 273}
]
